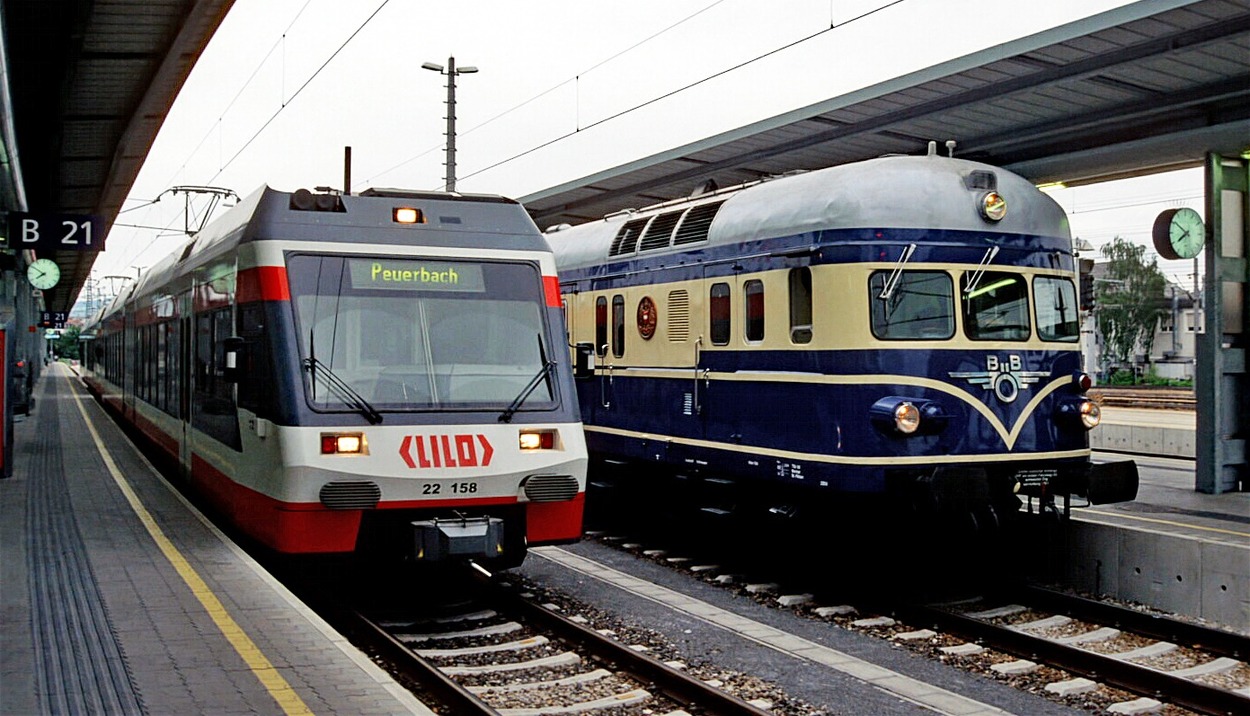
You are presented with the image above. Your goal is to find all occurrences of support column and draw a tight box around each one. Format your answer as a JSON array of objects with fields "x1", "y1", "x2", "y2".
[{"x1": 1196, "y1": 153, "x2": 1248, "y2": 494}]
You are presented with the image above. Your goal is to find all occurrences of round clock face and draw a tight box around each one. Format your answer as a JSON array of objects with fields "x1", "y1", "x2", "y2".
[
  {"x1": 27, "y1": 258, "x2": 61, "y2": 290},
  {"x1": 1152, "y1": 207, "x2": 1204, "y2": 260}
]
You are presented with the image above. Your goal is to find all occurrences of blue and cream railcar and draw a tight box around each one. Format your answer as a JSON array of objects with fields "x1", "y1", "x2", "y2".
[
  {"x1": 547, "y1": 149, "x2": 1136, "y2": 530},
  {"x1": 80, "y1": 186, "x2": 587, "y2": 567}
]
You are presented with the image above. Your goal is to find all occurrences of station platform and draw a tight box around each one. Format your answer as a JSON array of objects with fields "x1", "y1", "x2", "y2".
[
  {"x1": 1064, "y1": 419, "x2": 1249, "y2": 634},
  {"x1": 0, "y1": 362, "x2": 432, "y2": 716}
]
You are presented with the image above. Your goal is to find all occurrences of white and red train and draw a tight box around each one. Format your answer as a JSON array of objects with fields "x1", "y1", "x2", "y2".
[{"x1": 81, "y1": 186, "x2": 587, "y2": 568}]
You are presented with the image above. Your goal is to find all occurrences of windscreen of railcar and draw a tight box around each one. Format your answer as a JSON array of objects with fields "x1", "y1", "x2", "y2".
[{"x1": 288, "y1": 254, "x2": 555, "y2": 412}]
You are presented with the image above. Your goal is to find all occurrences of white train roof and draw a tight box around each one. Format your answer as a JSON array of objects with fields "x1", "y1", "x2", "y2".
[{"x1": 546, "y1": 154, "x2": 1070, "y2": 272}]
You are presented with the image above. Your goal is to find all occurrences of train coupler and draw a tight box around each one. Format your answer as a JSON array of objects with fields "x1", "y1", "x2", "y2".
[
  {"x1": 1066, "y1": 459, "x2": 1139, "y2": 505},
  {"x1": 412, "y1": 516, "x2": 506, "y2": 562}
]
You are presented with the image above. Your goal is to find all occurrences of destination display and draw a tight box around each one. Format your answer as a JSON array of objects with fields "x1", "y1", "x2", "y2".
[{"x1": 347, "y1": 258, "x2": 485, "y2": 292}]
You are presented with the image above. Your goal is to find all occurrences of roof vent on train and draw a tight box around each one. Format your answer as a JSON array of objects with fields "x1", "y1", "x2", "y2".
[
  {"x1": 607, "y1": 200, "x2": 726, "y2": 256},
  {"x1": 290, "y1": 188, "x2": 345, "y2": 212}
]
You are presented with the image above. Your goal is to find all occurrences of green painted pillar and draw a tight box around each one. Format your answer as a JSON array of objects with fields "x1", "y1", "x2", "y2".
[{"x1": 1196, "y1": 153, "x2": 1248, "y2": 494}]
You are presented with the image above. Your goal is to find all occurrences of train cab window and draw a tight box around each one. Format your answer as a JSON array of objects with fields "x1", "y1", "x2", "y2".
[
  {"x1": 288, "y1": 254, "x2": 556, "y2": 413},
  {"x1": 595, "y1": 297, "x2": 608, "y2": 356},
  {"x1": 611, "y1": 295, "x2": 626, "y2": 358},
  {"x1": 869, "y1": 271, "x2": 955, "y2": 340},
  {"x1": 744, "y1": 280, "x2": 765, "y2": 342},
  {"x1": 962, "y1": 271, "x2": 1030, "y2": 341},
  {"x1": 788, "y1": 267, "x2": 812, "y2": 344},
  {"x1": 709, "y1": 283, "x2": 731, "y2": 345},
  {"x1": 1034, "y1": 276, "x2": 1079, "y2": 342}
]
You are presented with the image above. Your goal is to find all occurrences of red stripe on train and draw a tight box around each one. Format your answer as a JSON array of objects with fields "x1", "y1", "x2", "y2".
[
  {"x1": 237, "y1": 265, "x2": 291, "y2": 303},
  {"x1": 544, "y1": 275, "x2": 561, "y2": 307}
]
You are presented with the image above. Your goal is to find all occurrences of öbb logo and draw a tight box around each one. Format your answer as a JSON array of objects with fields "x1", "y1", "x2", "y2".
[{"x1": 399, "y1": 434, "x2": 494, "y2": 469}]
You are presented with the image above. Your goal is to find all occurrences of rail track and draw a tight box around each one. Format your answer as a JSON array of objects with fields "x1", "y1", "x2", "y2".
[
  {"x1": 574, "y1": 513, "x2": 1248, "y2": 715},
  {"x1": 886, "y1": 585, "x2": 1250, "y2": 716},
  {"x1": 1090, "y1": 386, "x2": 1196, "y2": 410},
  {"x1": 345, "y1": 569, "x2": 773, "y2": 716}
]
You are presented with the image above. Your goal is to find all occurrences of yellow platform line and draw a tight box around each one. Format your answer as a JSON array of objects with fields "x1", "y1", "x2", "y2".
[
  {"x1": 1082, "y1": 509, "x2": 1250, "y2": 539},
  {"x1": 67, "y1": 369, "x2": 315, "y2": 715}
]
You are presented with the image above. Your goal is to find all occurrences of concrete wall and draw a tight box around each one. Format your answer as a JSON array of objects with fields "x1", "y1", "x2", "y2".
[
  {"x1": 1089, "y1": 422, "x2": 1195, "y2": 458},
  {"x1": 1063, "y1": 520, "x2": 1249, "y2": 635}
]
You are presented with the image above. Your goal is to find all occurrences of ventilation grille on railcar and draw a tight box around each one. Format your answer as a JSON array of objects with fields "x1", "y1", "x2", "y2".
[
  {"x1": 667, "y1": 290, "x2": 690, "y2": 342},
  {"x1": 638, "y1": 210, "x2": 684, "y2": 251},
  {"x1": 609, "y1": 217, "x2": 650, "y2": 256},
  {"x1": 522, "y1": 474, "x2": 580, "y2": 502},
  {"x1": 672, "y1": 201, "x2": 725, "y2": 245},
  {"x1": 319, "y1": 481, "x2": 382, "y2": 510}
]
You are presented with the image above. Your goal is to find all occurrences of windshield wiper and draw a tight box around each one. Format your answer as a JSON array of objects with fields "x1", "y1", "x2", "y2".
[
  {"x1": 304, "y1": 355, "x2": 383, "y2": 425},
  {"x1": 500, "y1": 335, "x2": 554, "y2": 423}
]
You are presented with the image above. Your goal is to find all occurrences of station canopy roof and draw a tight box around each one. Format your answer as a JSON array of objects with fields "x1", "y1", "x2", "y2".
[
  {"x1": 2, "y1": 0, "x2": 234, "y2": 315},
  {"x1": 522, "y1": 0, "x2": 1250, "y2": 229}
]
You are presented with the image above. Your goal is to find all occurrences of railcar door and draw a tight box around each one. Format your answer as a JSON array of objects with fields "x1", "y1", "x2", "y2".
[
  {"x1": 177, "y1": 303, "x2": 193, "y2": 480},
  {"x1": 590, "y1": 286, "x2": 614, "y2": 416}
]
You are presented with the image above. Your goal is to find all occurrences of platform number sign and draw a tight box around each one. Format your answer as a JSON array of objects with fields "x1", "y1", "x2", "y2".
[
  {"x1": 40, "y1": 312, "x2": 68, "y2": 329},
  {"x1": 5, "y1": 212, "x2": 105, "y2": 251}
]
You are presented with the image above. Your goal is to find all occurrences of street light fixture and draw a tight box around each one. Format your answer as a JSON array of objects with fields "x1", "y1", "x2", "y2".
[{"x1": 422, "y1": 56, "x2": 478, "y2": 192}]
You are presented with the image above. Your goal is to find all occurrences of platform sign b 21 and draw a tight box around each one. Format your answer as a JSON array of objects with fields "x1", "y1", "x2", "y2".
[{"x1": 5, "y1": 212, "x2": 104, "y2": 251}]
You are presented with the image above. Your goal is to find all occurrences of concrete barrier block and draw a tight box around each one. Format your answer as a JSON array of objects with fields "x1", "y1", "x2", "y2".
[
  {"x1": 1201, "y1": 542, "x2": 1250, "y2": 634},
  {"x1": 1130, "y1": 426, "x2": 1164, "y2": 454},
  {"x1": 1099, "y1": 425, "x2": 1134, "y2": 452},
  {"x1": 1117, "y1": 529, "x2": 1202, "y2": 615},
  {"x1": 1161, "y1": 428, "x2": 1195, "y2": 459},
  {"x1": 1067, "y1": 522, "x2": 1121, "y2": 595}
]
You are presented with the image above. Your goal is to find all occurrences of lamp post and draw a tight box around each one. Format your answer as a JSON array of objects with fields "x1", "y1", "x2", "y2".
[{"x1": 421, "y1": 56, "x2": 478, "y2": 192}]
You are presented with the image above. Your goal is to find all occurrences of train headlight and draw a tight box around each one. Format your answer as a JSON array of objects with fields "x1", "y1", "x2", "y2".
[
  {"x1": 979, "y1": 191, "x2": 1007, "y2": 222},
  {"x1": 1079, "y1": 400, "x2": 1101, "y2": 429},
  {"x1": 894, "y1": 402, "x2": 921, "y2": 434},
  {"x1": 870, "y1": 397, "x2": 949, "y2": 436},
  {"x1": 519, "y1": 429, "x2": 557, "y2": 450},
  {"x1": 393, "y1": 207, "x2": 426, "y2": 224},
  {"x1": 321, "y1": 433, "x2": 366, "y2": 455},
  {"x1": 1055, "y1": 399, "x2": 1101, "y2": 431}
]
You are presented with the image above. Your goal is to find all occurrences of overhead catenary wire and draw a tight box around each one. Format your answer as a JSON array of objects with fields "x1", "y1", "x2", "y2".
[{"x1": 455, "y1": 0, "x2": 910, "y2": 186}]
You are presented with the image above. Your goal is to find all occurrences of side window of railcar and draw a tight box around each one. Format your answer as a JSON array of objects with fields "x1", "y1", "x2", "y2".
[
  {"x1": 744, "y1": 280, "x2": 765, "y2": 342},
  {"x1": 192, "y1": 307, "x2": 242, "y2": 450},
  {"x1": 595, "y1": 297, "x2": 608, "y2": 356},
  {"x1": 962, "y1": 271, "x2": 1030, "y2": 341},
  {"x1": 237, "y1": 303, "x2": 275, "y2": 414},
  {"x1": 789, "y1": 268, "x2": 812, "y2": 344},
  {"x1": 1033, "y1": 276, "x2": 1079, "y2": 342},
  {"x1": 611, "y1": 295, "x2": 625, "y2": 358},
  {"x1": 868, "y1": 271, "x2": 955, "y2": 340},
  {"x1": 709, "y1": 283, "x2": 731, "y2": 345}
]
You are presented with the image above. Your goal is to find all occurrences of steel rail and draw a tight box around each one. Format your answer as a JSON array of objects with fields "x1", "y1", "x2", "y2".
[
  {"x1": 349, "y1": 610, "x2": 497, "y2": 716},
  {"x1": 482, "y1": 578, "x2": 774, "y2": 716},
  {"x1": 899, "y1": 603, "x2": 1249, "y2": 716},
  {"x1": 1018, "y1": 584, "x2": 1250, "y2": 660}
]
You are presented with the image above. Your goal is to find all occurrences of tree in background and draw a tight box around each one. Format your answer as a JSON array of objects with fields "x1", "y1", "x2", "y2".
[
  {"x1": 54, "y1": 325, "x2": 81, "y2": 360},
  {"x1": 1095, "y1": 236, "x2": 1168, "y2": 379}
]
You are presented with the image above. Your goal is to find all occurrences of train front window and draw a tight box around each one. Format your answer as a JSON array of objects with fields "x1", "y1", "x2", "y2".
[
  {"x1": 1034, "y1": 276, "x2": 1079, "y2": 342},
  {"x1": 869, "y1": 270, "x2": 954, "y2": 340},
  {"x1": 287, "y1": 255, "x2": 555, "y2": 413},
  {"x1": 962, "y1": 271, "x2": 1030, "y2": 341}
]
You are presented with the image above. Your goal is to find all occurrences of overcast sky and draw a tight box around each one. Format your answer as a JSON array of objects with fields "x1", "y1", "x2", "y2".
[{"x1": 88, "y1": 0, "x2": 1204, "y2": 307}]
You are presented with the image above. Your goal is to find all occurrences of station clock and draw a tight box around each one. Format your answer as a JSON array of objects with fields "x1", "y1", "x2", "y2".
[
  {"x1": 26, "y1": 258, "x2": 61, "y2": 290},
  {"x1": 1152, "y1": 207, "x2": 1205, "y2": 260}
]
